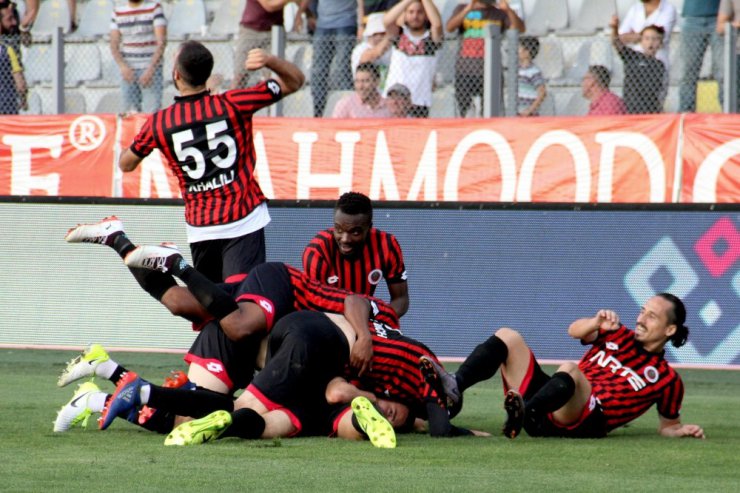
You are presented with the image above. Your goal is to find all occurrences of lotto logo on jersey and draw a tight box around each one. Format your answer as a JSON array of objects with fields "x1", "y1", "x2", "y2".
[
  {"x1": 259, "y1": 299, "x2": 274, "y2": 314},
  {"x1": 206, "y1": 362, "x2": 224, "y2": 374},
  {"x1": 326, "y1": 275, "x2": 339, "y2": 285},
  {"x1": 267, "y1": 80, "x2": 280, "y2": 95}
]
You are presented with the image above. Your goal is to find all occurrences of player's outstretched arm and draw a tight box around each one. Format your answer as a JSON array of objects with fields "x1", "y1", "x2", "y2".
[
  {"x1": 568, "y1": 309, "x2": 620, "y2": 342},
  {"x1": 658, "y1": 416, "x2": 705, "y2": 439},
  {"x1": 245, "y1": 49, "x2": 305, "y2": 96}
]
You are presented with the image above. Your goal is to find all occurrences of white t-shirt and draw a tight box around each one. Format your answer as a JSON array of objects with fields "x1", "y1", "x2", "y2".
[
  {"x1": 618, "y1": 0, "x2": 677, "y2": 68},
  {"x1": 383, "y1": 27, "x2": 442, "y2": 107}
]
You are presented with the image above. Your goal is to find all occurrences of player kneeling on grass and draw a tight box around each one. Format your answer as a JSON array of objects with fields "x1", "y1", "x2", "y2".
[{"x1": 421, "y1": 293, "x2": 705, "y2": 439}]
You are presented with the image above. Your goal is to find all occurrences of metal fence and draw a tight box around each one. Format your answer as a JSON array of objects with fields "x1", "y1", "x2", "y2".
[{"x1": 5, "y1": 8, "x2": 739, "y2": 118}]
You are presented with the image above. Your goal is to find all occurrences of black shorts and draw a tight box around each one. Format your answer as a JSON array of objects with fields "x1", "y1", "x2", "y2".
[
  {"x1": 250, "y1": 311, "x2": 350, "y2": 436},
  {"x1": 190, "y1": 228, "x2": 266, "y2": 283},
  {"x1": 185, "y1": 320, "x2": 262, "y2": 392},
  {"x1": 519, "y1": 358, "x2": 607, "y2": 439}
]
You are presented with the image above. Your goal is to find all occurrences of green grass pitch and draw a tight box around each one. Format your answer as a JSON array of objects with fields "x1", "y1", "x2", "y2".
[{"x1": 1, "y1": 348, "x2": 739, "y2": 493}]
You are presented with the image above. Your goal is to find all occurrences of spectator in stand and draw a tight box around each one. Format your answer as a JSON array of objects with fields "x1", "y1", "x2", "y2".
[
  {"x1": 0, "y1": 6, "x2": 25, "y2": 114},
  {"x1": 517, "y1": 36, "x2": 546, "y2": 117},
  {"x1": 386, "y1": 82, "x2": 411, "y2": 117},
  {"x1": 332, "y1": 62, "x2": 392, "y2": 117},
  {"x1": 361, "y1": 0, "x2": 397, "y2": 20},
  {"x1": 445, "y1": 0, "x2": 524, "y2": 117},
  {"x1": 110, "y1": 0, "x2": 167, "y2": 113},
  {"x1": 582, "y1": 65, "x2": 627, "y2": 115},
  {"x1": 17, "y1": 0, "x2": 77, "y2": 33},
  {"x1": 0, "y1": 1, "x2": 22, "y2": 60},
  {"x1": 611, "y1": 15, "x2": 666, "y2": 114},
  {"x1": 679, "y1": 0, "x2": 721, "y2": 112},
  {"x1": 718, "y1": 0, "x2": 740, "y2": 112},
  {"x1": 231, "y1": 0, "x2": 294, "y2": 90},
  {"x1": 295, "y1": 0, "x2": 361, "y2": 117},
  {"x1": 351, "y1": 12, "x2": 391, "y2": 81},
  {"x1": 618, "y1": 0, "x2": 676, "y2": 70},
  {"x1": 383, "y1": 0, "x2": 443, "y2": 118}
]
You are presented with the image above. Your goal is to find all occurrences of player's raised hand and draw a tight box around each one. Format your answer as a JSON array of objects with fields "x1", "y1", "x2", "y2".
[
  {"x1": 245, "y1": 49, "x2": 270, "y2": 71},
  {"x1": 595, "y1": 309, "x2": 620, "y2": 331}
]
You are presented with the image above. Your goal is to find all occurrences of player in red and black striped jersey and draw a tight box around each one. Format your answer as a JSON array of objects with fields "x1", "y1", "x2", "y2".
[
  {"x1": 423, "y1": 293, "x2": 705, "y2": 439},
  {"x1": 118, "y1": 40, "x2": 304, "y2": 283},
  {"x1": 302, "y1": 192, "x2": 409, "y2": 317}
]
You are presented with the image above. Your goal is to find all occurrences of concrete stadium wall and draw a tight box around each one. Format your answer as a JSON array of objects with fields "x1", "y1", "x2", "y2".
[{"x1": 1, "y1": 199, "x2": 738, "y2": 367}]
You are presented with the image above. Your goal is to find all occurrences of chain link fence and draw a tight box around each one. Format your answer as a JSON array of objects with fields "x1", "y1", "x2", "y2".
[{"x1": 5, "y1": 0, "x2": 737, "y2": 118}]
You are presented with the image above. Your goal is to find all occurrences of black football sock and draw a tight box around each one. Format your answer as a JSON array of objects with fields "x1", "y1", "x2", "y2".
[
  {"x1": 109, "y1": 365, "x2": 129, "y2": 384},
  {"x1": 171, "y1": 264, "x2": 238, "y2": 320},
  {"x1": 219, "y1": 408, "x2": 266, "y2": 440},
  {"x1": 147, "y1": 385, "x2": 234, "y2": 418},
  {"x1": 112, "y1": 234, "x2": 178, "y2": 301},
  {"x1": 524, "y1": 371, "x2": 576, "y2": 419},
  {"x1": 351, "y1": 414, "x2": 366, "y2": 437},
  {"x1": 137, "y1": 411, "x2": 176, "y2": 435},
  {"x1": 455, "y1": 335, "x2": 509, "y2": 392}
]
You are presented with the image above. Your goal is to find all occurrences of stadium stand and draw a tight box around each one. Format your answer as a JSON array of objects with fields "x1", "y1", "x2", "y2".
[
  {"x1": 32, "y1": 0, "x2": 73, "y2": 36},
  {"x1": 72, "y1": 0, "x2": 114, "y2": 39},
  {"x1": 167, "y1": 0, "x2": 208, "y2": 39}
]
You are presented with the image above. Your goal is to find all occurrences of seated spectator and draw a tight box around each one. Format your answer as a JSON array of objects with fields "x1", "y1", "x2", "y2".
[
  {"x1": 0, "y1": 3, "x2": 26, "y2": 114},
  {"x1": 611, "y1": 15, "x2": 666, "y2": 114},
  {"x1": 351, "y1": 12, "x2": 392, "y2": 80},
  {"x1": 517, "y1": 35, "x2": 546, "y2": 117},
  {"x1": 383, "y1": 0, "x2": 443, "y2": 118},
  {"x1": 0, "y1": 0, "x2": 22, "y2": 57},
  {"x1": 332, "y1": 62, "x2": 392, "y2": 117},
  {"x1": 386, "y1": 82, "x2": 411, "y2": 117},
  {"x1": 582, "y1": 65, "x2": 627, "y2": 115}
]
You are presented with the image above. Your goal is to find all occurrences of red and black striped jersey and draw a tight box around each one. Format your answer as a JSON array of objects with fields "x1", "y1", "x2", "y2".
[
  {"x1": 287, "y1": 265, "x2": 400, "y2": 329},
  {"x1": 129, "y1": 80, "x2": 282, "y2": 227},
  {"x1": 351, "y1": 322, "x2": 442, "y2": 418},
  {"x1": 578, "y1": 326, "x2": 684, "y2": 432},
  {"x1": 302, "y1": 228, "x2": 407, "y2": 296}
]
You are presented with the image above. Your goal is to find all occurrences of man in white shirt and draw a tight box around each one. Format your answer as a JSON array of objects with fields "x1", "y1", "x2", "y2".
[{"x1": 618, "y1": 0, "x2": 677, "y2": 68}]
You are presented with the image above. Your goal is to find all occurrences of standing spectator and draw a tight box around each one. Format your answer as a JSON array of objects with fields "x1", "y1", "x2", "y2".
[
  {"x1": 618, "y1": 0, "x2": 676, "y2": 70},
  {"x1": 679, "y1": 0, "x2": 721, "y2": 112},
  {"x1": 383, "y1": 0, "x2": 443, "y2": 118},
  {"x1": 295, "y1": 0, "x2": 361, "y2": 117},
  {"x1": 117, "y1": 42, "x2": 305, "y2": 282},
  {"x1": 231, "y1": 0, "x2": 294, "y2": 90},
  {"x1": 110, "y1": 0, "x2": 167, "y2": 113},
  {"x1": 445, "y1": 0, "x2": 524, "y2": 117},
  {"x1": 516, "y1": 35, "x2": 546, "y2": 117},
  {"x1": 351, "y1": 12, "x2": 391, "y2": 80},
  {"x1": 386, "y1": 82, "x2": 411, "y2": 116},
  {"x1": 0, "y1": 0, "x2": 22, "y2": 60},
  {"x1": 361, "y1": 0, "x2": 396, "y2": 20},
  {"x1": 17, "y1": 0, "x2": 78, "y2": 33},
  {"x1": 332, "y1": 62, "x2": 392, "y2": 117},
  {"x1": 582, "y1": 65, "x2": 627, "y2": 115},
  {"x1": 0, "y1": 3, "x2": 25, "y2": 114},
  {"x1": 611, "y1": 15, "x2": 666, "y2": 114},
  {"x1": 718, "y1": 0, "x2": 740, "y2": 112}
]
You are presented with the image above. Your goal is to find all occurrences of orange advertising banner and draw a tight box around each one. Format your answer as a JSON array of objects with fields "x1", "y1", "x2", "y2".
[
  {"x1": 0, "y1": 114, "x2": 117, "y2": 196},
  {"x1": 680, "y1": 114, "x2": 740, "y2": 204},
  {"x1": 1, "y1": 113, "x2": 737, "y2": 202}
]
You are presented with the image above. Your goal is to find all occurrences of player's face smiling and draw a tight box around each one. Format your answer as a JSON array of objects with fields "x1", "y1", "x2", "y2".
[
  {"x1": 333, "y1": 211, "x2": 371, "y2": 257},
  {"x1": 634, "y1": 296, "x2": 676, "y2": 353}
]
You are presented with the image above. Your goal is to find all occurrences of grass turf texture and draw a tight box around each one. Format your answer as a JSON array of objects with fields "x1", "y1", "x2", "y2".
[{"x1": 1, "y1": 349, "x2": 739, "y2": 492}]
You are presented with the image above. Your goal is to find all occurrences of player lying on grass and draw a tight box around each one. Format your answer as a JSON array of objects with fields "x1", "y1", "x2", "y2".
[
  {"x1": 59, "y1": 217, "x2": 399, "y2": 433},
  {"x1": 421, "y1": 293, "x2": 705, "y2": 439}
]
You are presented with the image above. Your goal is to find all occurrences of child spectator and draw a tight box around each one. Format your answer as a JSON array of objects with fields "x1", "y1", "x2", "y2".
[
  {"x1": 517, "y1": 35, "x2": 546, "y2": 117},
  {"x1": 610, "y1": 15, "x2": 666, "y2": 114}
]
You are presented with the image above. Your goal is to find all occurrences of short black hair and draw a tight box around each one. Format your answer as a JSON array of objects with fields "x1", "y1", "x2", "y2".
[
  {"x1": 657, "y1": 292, "x2": 689, "y2": 348},
  {"x1": 336, "y1": 191, "x2": 373, "y2": 221},
  {"x1": 356, "y1": 62, "x2": 381, "y2": 81},
  {"x1": 176, "y1": 41, "x2": 214, "y2": 87},
  {"x1": 588, "y1": 65, "x2": 611, "y2": 88},
  {"x1": 519, "y1": 35, "x2": 540, "y2": 59}
]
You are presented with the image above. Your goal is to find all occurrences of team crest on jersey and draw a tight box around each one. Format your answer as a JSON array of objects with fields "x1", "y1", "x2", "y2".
[
  {"x1": 206, "y1": 362, "x2": 224, "y2": 373},
  {"x1": 606, "y1": 342, "x2": 619, "y2": 350},
  {"x1": 327, "y1": 275, "x2": 339, "y2": 285},
  {"x1": 368, "y1": 269, "x2": 383, "y2": 285},
  {"x1": 259, "y1": 299, "x2": 273, "y2": 313}
]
